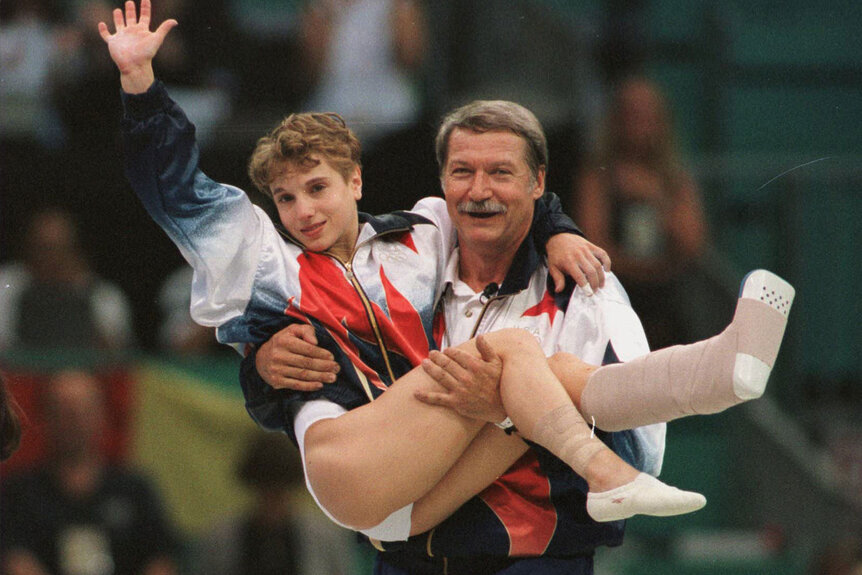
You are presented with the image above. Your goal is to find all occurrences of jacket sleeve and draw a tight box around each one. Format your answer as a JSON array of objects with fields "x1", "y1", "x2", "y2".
[
  {"x1": 239, "y1": 347, "x2": 297, "y2": 435},
  {"x1": 121, "y1": 81, "x2": 272, "y2": 329},
  {"x1": 531, "y1": 191, "x2": 584, "y2": 253}
]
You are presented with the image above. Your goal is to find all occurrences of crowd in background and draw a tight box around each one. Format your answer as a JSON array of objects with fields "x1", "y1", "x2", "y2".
[{"x1": 2, "y1": 1, "x2": 859, "y2": 574}]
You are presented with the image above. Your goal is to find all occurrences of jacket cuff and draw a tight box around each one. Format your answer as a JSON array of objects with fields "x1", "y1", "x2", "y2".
[
  {"x1": 121, "y1": 80, "x2": 172, "y2": 121},
  {"x1": 531, "y1": 191, "x2": 583, "y2": 253}
]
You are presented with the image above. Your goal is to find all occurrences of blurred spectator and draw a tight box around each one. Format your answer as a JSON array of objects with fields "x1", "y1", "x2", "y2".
[
  {"x1": 191, "y1": 431, "x2": 356, "y2": 575},
  {"x1": 0, "y1": 3, "x2": 194, "y2": 354},
  {"x1": 0, "y1": 208, "x2": 134, "y2": 352},
  {"x1": 0, "y1": 0, "x2": 65, "y2": 146},
  {"x1": 0, "y1": 370, "x2": 180, "y2": 575},
  {"x1": 220, "y1": 0, "x2": 308, "y2": 128},
  {"x1": 52, "y1": 0, "x2": 233, "y2": 154},
  {"x1": 50, "y1": 1, "x2": 124, "y2": 155},
  {"x1": 597, "y1": 0, "x2": 649, "y2": 85},
  {"x1": 290, "y1": 0, "x2": 436, "y2": 216},
  {"x1": 149, "y1": 0, "x2": 236, "y2": 88},
  {"x1": 298, "y1": 0, "x2": 426, "y2": 147},
  {"x1": 572, "y1": 76, "x2": 708, "y2": 349},
  {"x1": 0, "y1": 0, "x2": 66, "y2": 258},
  {"x1": 424, "y1": 1, "x2": 605, "y2": 207},
  {"x1": 157, "y1": 265, "x2": 225, "y2": 357},
  {"x1": 147, "y1": 0, "x2": 235, "y2": 147},
  {"x1": 1, "y1": 373, "x2": 23, "y2": 462},
  {"x1": 810, "y1": 534, "x2": 862, "y2": 575}
]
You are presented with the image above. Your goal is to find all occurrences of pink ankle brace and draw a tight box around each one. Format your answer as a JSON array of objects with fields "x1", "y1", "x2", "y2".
[{"x1": 580, "y1": 297, "x2": 788, "y2": 431}]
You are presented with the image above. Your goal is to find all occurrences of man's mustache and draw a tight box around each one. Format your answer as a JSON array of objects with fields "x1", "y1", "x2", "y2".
[{"x1": 457, "y1": 200, "x2": 507, "y2": 214}]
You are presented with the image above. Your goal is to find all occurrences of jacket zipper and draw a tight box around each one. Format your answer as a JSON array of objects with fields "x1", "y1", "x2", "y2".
[
  {"x1": 279, "y1": 223, "x2": 416, "y2": 391},
  {"x1": 331, "y1": 227, "x2": 413, "y2": 387},
  {"x1": 340, "y1": 259, "x2": 397, "y2": 384}
]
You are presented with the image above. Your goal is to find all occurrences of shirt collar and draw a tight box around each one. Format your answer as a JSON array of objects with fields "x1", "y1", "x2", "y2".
[
  {"x1": 441, "y1": 230, "x2": 544, "y2": 300},
  {"x1": 440, "y1": 248, "x2": 479, "y2": 299}
]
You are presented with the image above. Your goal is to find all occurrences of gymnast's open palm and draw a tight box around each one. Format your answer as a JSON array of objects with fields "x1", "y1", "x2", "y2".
[{"x1": 98, "y1": 0, "x2": 177, "y2": 76}]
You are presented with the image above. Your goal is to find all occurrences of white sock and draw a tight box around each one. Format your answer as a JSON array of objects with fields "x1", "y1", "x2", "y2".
[{"x1": 587, "y1": 472, "x2": 707, "y2": 522}]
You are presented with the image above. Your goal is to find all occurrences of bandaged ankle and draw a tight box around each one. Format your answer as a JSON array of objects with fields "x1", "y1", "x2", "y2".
[
  {"x1": 580, "y1": 270, "x2": 794, "y2": 431},
  {"x1": 531, "y1": 404, "x2": 605, "y2": 475}
]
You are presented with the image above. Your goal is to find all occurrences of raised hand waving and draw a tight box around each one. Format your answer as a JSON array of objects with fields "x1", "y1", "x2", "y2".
[{"x1": 98, "y1": 0, "x2": 177, "y2": 94}]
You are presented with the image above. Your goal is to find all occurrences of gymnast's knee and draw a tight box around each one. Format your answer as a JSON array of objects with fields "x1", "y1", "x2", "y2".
[{"x1": 482, "y1": 328, "x2": 543, "y2": 356}]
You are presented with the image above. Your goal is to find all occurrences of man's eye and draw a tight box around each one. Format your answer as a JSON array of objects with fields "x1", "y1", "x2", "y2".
[{"x1": 310, "y1": 184, "x2": 326, "y2": 193}]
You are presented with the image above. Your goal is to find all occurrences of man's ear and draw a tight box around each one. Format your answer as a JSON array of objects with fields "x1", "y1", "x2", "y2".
[{"x1": 531, "y1": 166, "x2": 547, "y2": 199}]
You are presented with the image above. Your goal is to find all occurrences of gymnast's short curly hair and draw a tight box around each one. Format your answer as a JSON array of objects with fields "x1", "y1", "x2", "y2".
[{"x1": 248, "y1": 112, "x2": 362, "y2": 198}]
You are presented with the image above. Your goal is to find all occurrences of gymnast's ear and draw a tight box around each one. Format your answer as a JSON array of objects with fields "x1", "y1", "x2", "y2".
[{"x1": 351, "y1": 166, "x2": 363, "y2": 201}]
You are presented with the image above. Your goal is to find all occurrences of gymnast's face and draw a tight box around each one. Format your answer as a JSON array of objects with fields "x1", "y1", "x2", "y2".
[{"x1": 271, "y1": 157, "x2": 362, "y2": 262}]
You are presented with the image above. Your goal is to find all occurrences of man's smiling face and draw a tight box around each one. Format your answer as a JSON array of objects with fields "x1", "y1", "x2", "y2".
[{"x1": 441, "y1": 127, "x2": 545, "y2": 256}]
